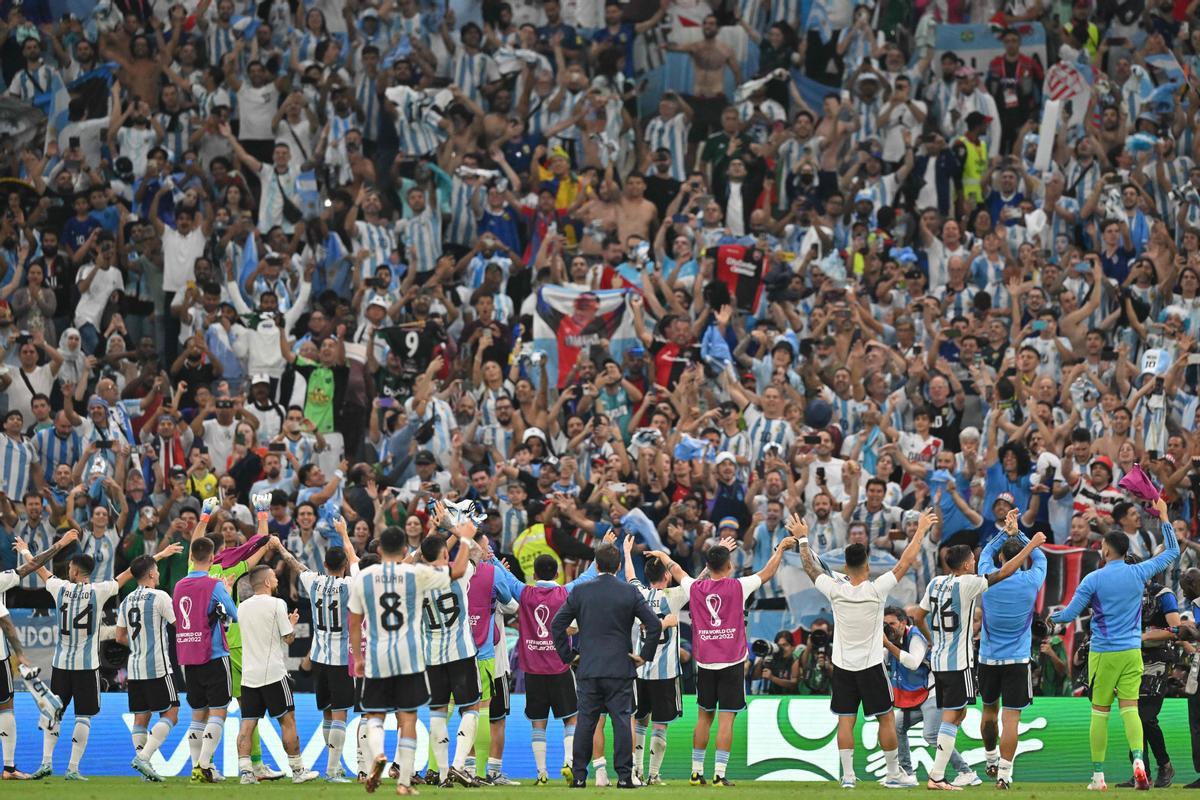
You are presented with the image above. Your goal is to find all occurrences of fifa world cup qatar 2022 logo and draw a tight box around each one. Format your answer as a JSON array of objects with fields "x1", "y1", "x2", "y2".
[
  {"x1": 533, "y1": 604, "x2": 551, "y2": 638},
  {"x1": 704, "y1": 593, "x2": 723, "y2": 627},
  {"x1": 178, "y1": 596, "x2": 193, "y2": 630}
]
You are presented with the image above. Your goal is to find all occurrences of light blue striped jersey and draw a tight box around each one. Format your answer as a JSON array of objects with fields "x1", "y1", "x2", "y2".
[
  {"x1": 207, "y1": 23, "x2": 241, "y2": 69},
  {"x1": 355, "y1": 73, "x2": 381, "y2": 140},
  {"x1": 977, "y1": 533, "x2": 1046, "y2": 664},
  {"x1": 920, "y1": 573, "x2": 988, "y2": 672},
  {"x1": 451, "y1": 50, "x2": 498, "y2": 105},
  {"x1": 353, "y1": 219, "x2": 399, "y2": 278},
  {"x1": 423, "y1": 560, "x2": 476, "y2": 666},
  {"x1": 744, "y1": 406, "x2": 795, "y2": 465},
  {"x1": 301, "y1": 569, "x2": 355, "y2": 666},
  {"x1": 349, "y1": 561, "x2": 450, "y2": 678},
  {"x1": 14, "y1": 518, "x2": 54, "y2": 589},
  {"x1": 117, "y1": 586, "x2": 175, "y2": 680},
  {"x1": 33, "y1": 427, "x2": 83, "y2": 483},
  {"x1": 79, "y1": 529, "x2": 120, "y2": 583},
  {"x1": 280, "y1": 434, "x2": 315, "y2": 481},
  {"x1": 0, "y1": 435, "x2": 35, "y2": 503},
  {"x1": 644, "y1": 114, "x2": 689, "y2": 181},
  {"x1": 629, "y1": 581, "x2": 686, "y2": 680},
  {"x1": 7, "y1": 65, "x2": 54, "y2": 103},
  {"x1": 396, "y1": 205, "x2": 442, "y2": 274},
  {"x1": 46, "y1": 576, "x2": 120, "y2": 671}
]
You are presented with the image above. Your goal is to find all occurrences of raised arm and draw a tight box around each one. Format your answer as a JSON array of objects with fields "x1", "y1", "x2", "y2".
[
  {"x1": 12, "y1": 528, "x2": 79, "y2": 578},
  {"x1": 892, "y1": 508, "x2": 936, "y2": 580},
  {"x1": 755, "y1": 532, "x2": 799, "y2": 584},
  {"x1": 1137, "y1": 498, "x2": 1181, "y2": 579},
  {"x1": 984, "y1": 531, "x2": 1046, "y2": 585}
]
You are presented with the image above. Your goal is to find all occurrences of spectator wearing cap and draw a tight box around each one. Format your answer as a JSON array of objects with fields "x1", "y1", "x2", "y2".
[
  {"x1": 705, "y1": 451, "x2": 749, "y2": 530},
  {"x1": 397, "y1": 449, "x2": 453, "y2": 505},
  {"x1": 848, "y1": 69, "x2": 885, "y2": 148},
  {"x1": 244, "y1": 374, "x2": 286, "y2": 442},
  {"x1": 924, "y1": 51, "x2": 963, "y2": 124},
  {"x1": 1071, "y1": 454, "x2": 1124, "y2": 529}
]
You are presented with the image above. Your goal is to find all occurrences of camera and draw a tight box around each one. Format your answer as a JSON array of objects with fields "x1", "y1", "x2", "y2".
[
  {"x1": 808, "y1": 627, "x2": 831, "y2": 655},
  {"x1": 752, "y1": 639, "x2": 781, "y2": 658}
]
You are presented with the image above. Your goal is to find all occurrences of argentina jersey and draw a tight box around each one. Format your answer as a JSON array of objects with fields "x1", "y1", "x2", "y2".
[
  {"x1": 47, "y1": 577, "x2": 119, "y2": 670},
  {"x1": 744, "y1": 406, "x2": 794, "y2": 465},
  {"x1": 80, "y1": 530, "x2": 120, "y2": 583},
  {"x1": 354, "y1": 219, "x2": 398, "y2": 277},
  {"x1": 644, "y1": 114, "x2": 688, "y2": 181},
  {"x1": 15, "y1": 521, "x2": 53, "y2": 590},
  {"x1": 631, "y1": 582, "x2": 687, "y2": 680},
  {"x1": 920, "y1": 573, "x2": 988, "y2": 672},
  {"x1": 282, "y1": 434, "x2": 314, "y2": 481},
  {"x1": 34, "y1": 425, "x2": 83, "y2": 481},
  {"x1": 0, "y1": 436, "x2": 35, "y2": 502},
  {"x1": 302, "y1": 572, "x2": 354, "y2": 666},
  {"x1": 349, "y1": 561, "x2": 450, "y2": 678},
  {"x1": 423, "y1": 562, "x2": 476, "y2": 666},
  {"x1": 117, "y1": 586, "x2": 175, "y2": 680}
]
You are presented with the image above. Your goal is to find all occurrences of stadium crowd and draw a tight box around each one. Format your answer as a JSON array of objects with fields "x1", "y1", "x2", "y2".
[{"x1": 5, "y1": 0, "x2": 1200, "y2": 788}]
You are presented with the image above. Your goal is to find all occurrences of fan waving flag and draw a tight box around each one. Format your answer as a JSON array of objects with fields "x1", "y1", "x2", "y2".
[
  {"x1": 532, "y1": 286, "x2": 640, "y2": 389},
  {"x1": 237, "y1": 229, "x2": 258, "y2": 304}
]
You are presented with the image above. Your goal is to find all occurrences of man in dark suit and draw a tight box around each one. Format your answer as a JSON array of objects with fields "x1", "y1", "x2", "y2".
[{"x1": 552, "y1": 542, "x2": 662, "y2": 788}]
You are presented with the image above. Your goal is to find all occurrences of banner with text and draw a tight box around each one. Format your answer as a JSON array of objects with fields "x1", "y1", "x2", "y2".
[{"x1": 9, "y1": 694, "x2": 1192, "y2": 781}]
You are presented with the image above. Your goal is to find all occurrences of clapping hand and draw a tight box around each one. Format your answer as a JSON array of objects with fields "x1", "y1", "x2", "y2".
[{"x1": 1003, "y1": 508, "x2": 1020, "y2": 535}]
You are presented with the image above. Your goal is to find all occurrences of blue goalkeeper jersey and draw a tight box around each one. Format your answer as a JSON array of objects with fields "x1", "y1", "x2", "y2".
[
  {"x1": 977, "y1": 533, "x2": 1046, "y2": 665},
  {"x1": 1050, "y1": 521, "x2": 1179, "y2": 652}
]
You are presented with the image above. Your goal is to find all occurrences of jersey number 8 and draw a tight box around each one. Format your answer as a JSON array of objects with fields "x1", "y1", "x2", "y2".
[{"x1": 379, "y1": 592, "x2": 405, "y2": 632}]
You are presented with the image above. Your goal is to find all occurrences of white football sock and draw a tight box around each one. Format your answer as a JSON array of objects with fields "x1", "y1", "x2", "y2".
[
  {"x1": 187, "y1": 720, "x2": 204, "y2": 768},
  {"x1": 142, "y1": 717, "x2": 175, "y2": 761},
  {"x1": 68, "y1": 717, "x2": 91, "y2": 773},
  {"x1": 326, "y1": 720, "x2": 346, "y2": 775},
  {"x1": 199, "y1": 718, "x2": 224, "y2": 769},
  {"x1": 0, "y1": 710, "x2": 15, "y2": 767},
  {"x1": 41, "y1": 723, "x2": 59, "y2": 767},
  {"x1": 429, "y1": 710, "x2": 449, "y2": 779},
  {"x1": 453, "y1": 711, "x2": 478, "y2": 770},
  {"x1": 839, "y1": 748, "x2": 855, "y2": 782}
]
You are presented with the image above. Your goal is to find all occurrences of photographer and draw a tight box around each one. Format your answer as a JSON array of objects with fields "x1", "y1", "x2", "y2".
[
  {"x1": 1035, "y1": 624, "x2": 1070, "y2": 697},
  {"x1": 751, "y1": 631, "x2": 801, "y2": 695},
  {"x1": 797, "y1": 618, "x2": 834, "y2": 694},
  {"x1": 883, "y1": 606, "x2": 971, "y2": 785}
]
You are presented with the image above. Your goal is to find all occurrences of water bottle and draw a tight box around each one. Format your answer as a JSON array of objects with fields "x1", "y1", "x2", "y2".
[{"x1": 1186, "y1": 652, "x2": 1200, "y2": 696}]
